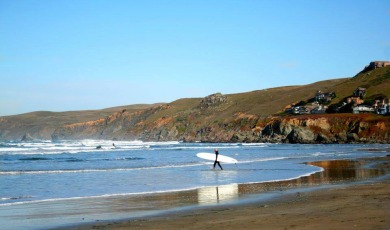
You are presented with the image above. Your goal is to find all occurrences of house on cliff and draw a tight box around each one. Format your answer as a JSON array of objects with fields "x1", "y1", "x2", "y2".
[
  {"x1": 285, "y1": 82, "x2": 389, "y2": 115},
  {"x1": 373, "y1": 98, "x2": 390, "y2": 115},
  {"x1": 350, "y1": 93, "x2": 390, "y2": 115},
  {"x1": 347, "y1": 96, "x2": 364, "y2": 106},
  {"x1": 291, "y1": 106, "x2": 310, "y2": 115},
  {"x1": 368, "y1": 61, "x2": 390, "y2": 69},
  {"x1": 353, "y1": 87, "x2": 366, "y2": 98},
  {"x1": 287, "y1": 90, "x2": 333, "y2": 115},
  {"x1": 353, "y1": 105, "x2": 375, "y2": 114},
  {"x1": 315, "y1": 90, "x2": 335, "y2": 103},
  {"x1": 358, "y1": 60, "x2": 390, "y2": 74}
]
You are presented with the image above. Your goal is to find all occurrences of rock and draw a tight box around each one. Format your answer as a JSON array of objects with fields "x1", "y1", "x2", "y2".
[
  {"x1": 358, "y1": 122, "x2": 369, "y2": 133},
  {"x1": 262, "y1": 121, "x2": 282, "y2": 136},
  {"x1": 230, "y1": 131, "x2": 259, "y2": 142},
  {"x1": 347, "y1": 133, "x2": 360, "y2": 142},
  {"x1": 261, "y1": 124, "x2": 274, "y2": 136},
  {"x1": 21, "y1": 133, "x2": 35, "y2": 142},
  {"x1": 285, "y1": 127, "x2": 315, "y2": 144},
  {"x1": 199, "y1": 93, "x2": 227, "y2": 109},
  {"x1": 335, "y1": 133, "x2": 348, "y2": 143},
  {"x1": 316, "y1": 133, "x2": 332, "y2": 143}
]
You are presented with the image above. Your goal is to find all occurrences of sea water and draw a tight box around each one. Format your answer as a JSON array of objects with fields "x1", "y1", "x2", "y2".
[{"x1": 0, "y1": 140, "x2": 389, "y2": 229}]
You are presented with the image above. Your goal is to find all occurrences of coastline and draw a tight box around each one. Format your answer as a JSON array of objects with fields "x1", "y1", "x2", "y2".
[{"x1": 58, "y1": 156, "x2": 390, "y2": 230}]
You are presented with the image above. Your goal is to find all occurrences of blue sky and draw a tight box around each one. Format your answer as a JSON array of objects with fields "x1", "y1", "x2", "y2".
[{"x1": 1, "y1": 0, "x2": 389, "y2": 116}]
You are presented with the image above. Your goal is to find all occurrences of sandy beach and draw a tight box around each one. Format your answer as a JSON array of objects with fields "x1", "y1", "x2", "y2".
[{"x1": 61, "y1": 156, "x2": 390, "y2": 230}]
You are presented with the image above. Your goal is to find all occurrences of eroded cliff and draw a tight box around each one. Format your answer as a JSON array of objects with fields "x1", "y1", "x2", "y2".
[{"x1": 50, "y1": 105, "x2": 389, "y2": 144}]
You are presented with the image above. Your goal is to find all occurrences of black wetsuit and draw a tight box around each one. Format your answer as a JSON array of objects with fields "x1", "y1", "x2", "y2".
[{"x1": 213, "y1": 150, "x2": 223, "y2": 170}]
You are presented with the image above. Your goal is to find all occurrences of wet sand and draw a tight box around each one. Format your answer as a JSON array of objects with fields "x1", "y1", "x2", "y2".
[{"x1": 60, "y1": 156, "x2": 390, "y2": 230}]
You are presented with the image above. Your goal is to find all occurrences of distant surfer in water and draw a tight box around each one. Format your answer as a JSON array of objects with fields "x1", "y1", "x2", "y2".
[{"x1": 213, "y1": 149, "x2": 223, "y2": 170}]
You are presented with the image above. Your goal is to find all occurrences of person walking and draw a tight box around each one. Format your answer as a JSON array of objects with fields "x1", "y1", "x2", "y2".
[{"x1": 213, "y1": 149, "x2": 223, "y2": 170}]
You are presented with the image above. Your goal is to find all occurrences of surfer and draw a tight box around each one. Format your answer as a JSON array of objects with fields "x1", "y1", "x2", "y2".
[{"x1": 213, "y1": 149, "x2": 223, "y2": 170}]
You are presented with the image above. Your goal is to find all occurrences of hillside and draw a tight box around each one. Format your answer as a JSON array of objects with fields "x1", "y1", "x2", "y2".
[
  {"x1": 0, "y1": 104, "x2": 163, "y2": 140},
  {"x1": 1, "y1": 64, "x2": 389, "y2": 143}
]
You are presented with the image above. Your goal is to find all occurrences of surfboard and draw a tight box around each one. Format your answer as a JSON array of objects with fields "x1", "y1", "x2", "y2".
[{"x1": 196, "y1": 152, "x2": 238, "y2": 164}]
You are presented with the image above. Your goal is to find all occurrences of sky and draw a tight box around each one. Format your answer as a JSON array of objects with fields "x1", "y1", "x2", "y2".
[{"x1": 0, "y1": 0, "x2": 389, "y2": 116}]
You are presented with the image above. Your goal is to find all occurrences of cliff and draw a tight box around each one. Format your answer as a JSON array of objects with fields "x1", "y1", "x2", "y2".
[
  {"x1": 256, "y1": 114, "x2": 389, "y2": 144},
  {"x1": 50, "y1": 110, "x2": 389, "y2": 144}
]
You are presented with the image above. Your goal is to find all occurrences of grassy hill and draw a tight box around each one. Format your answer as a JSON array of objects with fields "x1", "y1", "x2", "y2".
[
  {"x1": 332, "y1": 66, "x2": 390, "y2": 100},
  {"x1": 151, "y1": 67, "x2": 387, "y2": 126},
  {"x1": 121, "y1": 65, "x2": 389, "y2": 142},
  {"x1": 0, "y1": 104, "x2": 162, "y2": 140}
]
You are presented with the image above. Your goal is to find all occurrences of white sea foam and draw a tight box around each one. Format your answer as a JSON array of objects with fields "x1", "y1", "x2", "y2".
[
  {"x1": 0, "y1": 196, "x2": 33, "y2": 202},
  {"x1": 241, "y1": 143, "x2": 268, "y2": 146},
  {"x1": 0, "y1": 139, "x2": 166, "y2": 155},
  {"x1": 0, "y1": 140, "x2": 250, "y2": 156},
  {"x1": 0, "y1": 147, "x2": 39, "y2": 152},
  {"x1": 239, "y1": 170, "x2": 322, "y2": 186},
  {"x1": 237, "y1": 157, "x2": 289, "y2": 164},
  {"x1": 0, "y1": 162, "x2": 207, "y2": 175}
]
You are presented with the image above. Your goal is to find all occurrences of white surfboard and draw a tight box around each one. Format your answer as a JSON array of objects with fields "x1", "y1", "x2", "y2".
[{"x1": 196, "y1": 152, "x2": 238, "y2": 164}]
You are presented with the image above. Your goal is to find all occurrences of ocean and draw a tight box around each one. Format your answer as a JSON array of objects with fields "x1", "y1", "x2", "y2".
[{"x1": 0, "y1": 140, "x2": 389, "y2": 229}]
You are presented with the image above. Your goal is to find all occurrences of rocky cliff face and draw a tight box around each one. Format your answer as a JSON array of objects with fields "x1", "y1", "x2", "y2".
[
  {"x1": 50, "y1": 106, "x2": 389, "y2": 144},
  {"x1": 255, "y1": 115, "x2": 389, "y2": 144},
  {"x1": 2, "y1": 95, "x2": 389, "y2": 144},
  {"x1": 51, "y1": 106, "x2": 172, "y2": 141}
]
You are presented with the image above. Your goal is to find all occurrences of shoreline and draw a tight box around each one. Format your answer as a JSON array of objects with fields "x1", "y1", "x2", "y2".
[{"x1": 57, "y1": 156, "x2": 390, "y2": 230}]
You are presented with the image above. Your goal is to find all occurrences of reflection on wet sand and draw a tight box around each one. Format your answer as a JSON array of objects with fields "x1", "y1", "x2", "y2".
[
  {"x1": 119, "y1": 159, "x2": 387, "y2": 208},
  {"x1": 73, "y1": 159, "x2": 387, "y2": 216},
  {"x1": 310, "y1": 160, "x2": 376, "y2": 183},
  {"x1": 238, "y1": 159, "x2": 386, "y2": 195},
  {"x1": 197, "y1": 184, "x2": 238, "y2": 205},
  {"x1": 79, "y1": 159, "x2": 386, "y2": 212}
]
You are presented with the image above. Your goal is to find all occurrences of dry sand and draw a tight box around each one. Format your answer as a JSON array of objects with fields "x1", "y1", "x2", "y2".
[{"x1": 64, "y1": 157, "x2": 390, "y2": 230}]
